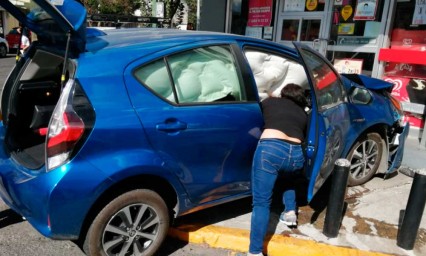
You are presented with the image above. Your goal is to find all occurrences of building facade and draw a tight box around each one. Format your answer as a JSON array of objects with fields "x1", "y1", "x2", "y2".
[{"x1": 199, "y1": 0, "x2": 425, "y2": 129}]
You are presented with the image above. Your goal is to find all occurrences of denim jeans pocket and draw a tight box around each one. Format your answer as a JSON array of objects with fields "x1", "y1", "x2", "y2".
[
  {"x1": 292, "y1": 157, "x2": 305, "y2": 170},
  {"x1": 260, "y1": 149, "x2": 288, "y2": 174},
  {"x1": 291, "y1": 150, "x2": 305, "y2": 170}
]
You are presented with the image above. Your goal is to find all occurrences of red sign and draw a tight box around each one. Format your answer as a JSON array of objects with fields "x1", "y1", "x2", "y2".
[
  {"x1": 384, "y1": 76, "x2": 425, "y2": 128},
  {"x1": 247, "y1": 0, "x2": 273, "y2": 27}
]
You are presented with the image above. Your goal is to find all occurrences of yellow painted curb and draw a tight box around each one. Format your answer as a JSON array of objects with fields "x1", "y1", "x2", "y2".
[{"x1": 168, "y1": 224, "x2": 391, "y2": 256}]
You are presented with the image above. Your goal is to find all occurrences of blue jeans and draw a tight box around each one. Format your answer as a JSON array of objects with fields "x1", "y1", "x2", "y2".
[{"x1": 249, "y1": 139, "x2": 304, "y2": 254}]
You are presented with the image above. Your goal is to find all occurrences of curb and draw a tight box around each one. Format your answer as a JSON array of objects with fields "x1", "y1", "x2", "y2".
[{"x1": 168, "y1": 224, "x2": 392, "y2": 256}]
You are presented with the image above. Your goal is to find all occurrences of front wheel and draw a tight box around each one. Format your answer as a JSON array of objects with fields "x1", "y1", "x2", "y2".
[
  {"x1": 0, "y1": 45, "x2": 7, "y2": 58},
  {"x1": 83, "y1": 189, "x2": 170, "y2": 256},
  {"x1": 347, "y1": 133, "x2": 383, "y2": 186}
]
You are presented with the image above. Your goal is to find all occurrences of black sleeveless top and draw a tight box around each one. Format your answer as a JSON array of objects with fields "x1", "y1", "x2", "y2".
[{"x1": 261, "y1": 97, "x2": 307, "y2": 142}]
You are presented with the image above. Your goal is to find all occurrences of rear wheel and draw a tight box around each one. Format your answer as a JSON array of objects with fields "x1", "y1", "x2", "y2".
[
  {"x1": 347, "y1": 133, "x2": 383, "y2": 186},
  {"x1": 83, "y1": 189, "x2": 170, "y2": 256}
]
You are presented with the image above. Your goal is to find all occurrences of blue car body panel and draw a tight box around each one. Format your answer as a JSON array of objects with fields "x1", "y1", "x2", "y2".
[{"x1": 0, "y1": 0, "x2": 408, "y2": 242}]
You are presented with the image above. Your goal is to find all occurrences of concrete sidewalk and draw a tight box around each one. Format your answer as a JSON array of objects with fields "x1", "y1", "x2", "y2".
[{"x1": 168, "y1": 129, "x2": 426, "y2": 256}]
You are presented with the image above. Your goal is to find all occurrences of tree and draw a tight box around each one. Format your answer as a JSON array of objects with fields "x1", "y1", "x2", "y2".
[
  {"x1": 174, "y1": 2, "x2": 185, "y2": 26},
  {"x1": 185, "y1": 0, "x2": 197, "y2": 28},
  {"x1": 138, "y1": 0, "x2": 183, "y2": 19},
  {"x1": 82, "y1": 0, "x2": 141, "y2": 15},
  {"x1": 83, "y1": 0, "x2": 198, "y2": 28}
]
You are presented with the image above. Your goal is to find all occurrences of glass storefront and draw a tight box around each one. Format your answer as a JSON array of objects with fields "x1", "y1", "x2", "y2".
[
  {"x1": 229, "y1": 0, "x2": 276, "y2": 40},
  {"x1": 274, "y1": 0, "x2": 392, "y2": 77}
]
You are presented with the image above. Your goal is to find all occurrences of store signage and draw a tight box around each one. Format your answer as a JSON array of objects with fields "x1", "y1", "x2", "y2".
[
  {"x1": 412, "y1": 0, "x2": 426, "y2": 25},
  {"x1": 338, "y1": 23, "x2": 355, "y2": 35},
  {"x1": 284, "y1": 0, "x2": 305, "y2": 12},
  {"x1": 384, "y1": 76, "x2": 426, "y2": 128},
  {"x1": 337, "y1": 36, "x2": 377, "y2": 45},
  {"x1": 247, "y1": 0, "x2": 273, "y2": 27},
  {"x1": 334, "y1": 58, "x2": 363, "y2": 74},
  {"x1": 341, "y1": 5, "x2": 353, "y2": 21},
  {"x1": 245, "y1": 26, "x2": 263, "y2": 39},
  {"x1": 263, "y1": 26, "x2": 273, "y2": 40},
  {"x1": 354, "y1": 0, "x2": 378, "y2": 20},
  {"x1": 306, "y1": 0, "x2": 318, "y2": 11}
]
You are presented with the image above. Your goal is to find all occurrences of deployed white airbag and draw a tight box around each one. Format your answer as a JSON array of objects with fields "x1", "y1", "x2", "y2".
[{"x1": 245, "y1": 50, "x2": 308, "y2": 99}]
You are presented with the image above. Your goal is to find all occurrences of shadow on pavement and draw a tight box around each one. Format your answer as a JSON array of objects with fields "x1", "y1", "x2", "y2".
[
  {"x1": 172, "y1": 196, "x2": 253, "y2": 227},
  {"x1": 0, "y1": 209, "x2": 25, "y2": 229},
  {"x1": 157, "y1": 236, "x2": 190, "y2": 255}
]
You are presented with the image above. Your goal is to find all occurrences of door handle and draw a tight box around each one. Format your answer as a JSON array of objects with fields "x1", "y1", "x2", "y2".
[{"x1": 156, "y1": 119, "x2": 187, "y2": 132}]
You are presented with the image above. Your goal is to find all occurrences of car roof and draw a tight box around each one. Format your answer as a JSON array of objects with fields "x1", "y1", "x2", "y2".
[
  {"x1": 85, "y1": 28, "x2": 295, "y2": 55},
  {"x1": 78, "y1": 28, "x2": 299, "y2": 78}
]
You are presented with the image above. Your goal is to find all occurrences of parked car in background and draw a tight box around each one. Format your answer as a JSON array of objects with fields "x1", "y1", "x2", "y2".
[
  {"x1": 0, "y1": 1, "x2": 409, "y2": 256},
  {"x1": 5, "y1": 26, "x2": 31, "y2": 53},
  {"x1": 0, "y1": 36, "x2": 9, "y2": 57}
]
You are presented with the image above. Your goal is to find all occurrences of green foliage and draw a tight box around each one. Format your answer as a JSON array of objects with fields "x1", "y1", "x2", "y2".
[
  {"x1": 83, "y1": 0, "x2": 141, "y2": 15},
  {"x1": 186, "y1": 0, "x2": 197, "y2": 28},
  {"x1": 83, "y1": 0, "x2": 198, "y2": 28}
]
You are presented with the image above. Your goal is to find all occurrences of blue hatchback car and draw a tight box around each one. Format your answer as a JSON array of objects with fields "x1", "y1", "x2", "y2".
[{"x1": 0, "y1": 1, "x2": 409, "y2": 255}]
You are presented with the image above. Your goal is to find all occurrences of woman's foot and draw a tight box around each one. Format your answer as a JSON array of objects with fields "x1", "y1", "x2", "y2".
[
  {"x1": 248, "y1": 252, "x2": 264, "y2": 256},
  {"x1": 279, "y1": 210, "x2": 297, "y2": 226}
]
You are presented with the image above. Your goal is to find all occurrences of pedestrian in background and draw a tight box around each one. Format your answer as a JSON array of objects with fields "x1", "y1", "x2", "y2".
[
  {"x1": 17, "y1": 26, "x2": 30, "y2": 55},
  {"x1": 248, "y1": 83, "x2": 308, "y2": 256}
]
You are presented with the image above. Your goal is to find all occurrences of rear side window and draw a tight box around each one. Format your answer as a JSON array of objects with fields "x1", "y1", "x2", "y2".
[
  {"x1": 134, "y1": 45, "x2": 245, "y2": 104},
  {"x1": 134, "y1": 59, "x2": 175, "y2": 102}
]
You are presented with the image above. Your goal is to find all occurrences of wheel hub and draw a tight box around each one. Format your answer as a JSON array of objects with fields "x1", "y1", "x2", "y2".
[{"x1": 128, "y1": 230, "x2": 136, "y2": 237}]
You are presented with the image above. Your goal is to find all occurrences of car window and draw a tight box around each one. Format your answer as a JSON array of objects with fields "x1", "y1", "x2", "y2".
[
  {"x1": 134, "y1": 45, "x2": 245, "y2": 104},
  {"x1": 134, "y1": 58, "x2": 176, "y2": 102},
  {"x1": 167, "y1": 45, "x2": 243, "y2": 103},
  {"x1": 299, "y1": 49, "x2": 344, "y2": 110},
  {"x1": 243, "y1": 49, "x2": 309, "y2": 101}
]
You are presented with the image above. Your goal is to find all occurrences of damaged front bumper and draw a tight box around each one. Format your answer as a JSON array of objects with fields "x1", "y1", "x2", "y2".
[{"x1": 386, "y1": 122, "x2": 410, "y2": 178}]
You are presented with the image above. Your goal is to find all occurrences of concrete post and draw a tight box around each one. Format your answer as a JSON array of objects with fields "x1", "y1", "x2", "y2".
[
  {"x1": 323, "y1": 159, "x2": 350, "y2": 238},
  {"x1": 397, "y1": 168, "x2": 426, "y2": 250}
]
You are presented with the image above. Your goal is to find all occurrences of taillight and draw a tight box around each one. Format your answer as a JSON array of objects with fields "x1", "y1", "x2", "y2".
[{"x1": 46, "y1": 79, "x2": 94, "y2": 170}]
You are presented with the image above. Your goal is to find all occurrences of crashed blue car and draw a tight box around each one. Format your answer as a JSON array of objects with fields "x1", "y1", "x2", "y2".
[{"x1": 0, "y1": 0, "x2": 408, "y2": 255}]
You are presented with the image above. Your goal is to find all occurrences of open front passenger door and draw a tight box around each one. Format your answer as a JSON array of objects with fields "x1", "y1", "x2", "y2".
[{"x1": 294, "y1": 42, "x2": 351, "y2": 201}]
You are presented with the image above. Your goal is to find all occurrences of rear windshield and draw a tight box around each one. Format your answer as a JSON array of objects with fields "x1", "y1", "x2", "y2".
[{"x1": 6, "y1": 0, "x2": 54, "y2": 23}]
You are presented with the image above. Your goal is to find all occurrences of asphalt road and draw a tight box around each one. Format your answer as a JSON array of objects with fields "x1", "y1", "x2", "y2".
[{"x1": 0, "y1": 55, "x2": 235, "y2": 256}]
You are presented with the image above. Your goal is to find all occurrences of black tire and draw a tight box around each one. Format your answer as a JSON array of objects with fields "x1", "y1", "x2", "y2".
[
  {"x1": 347, "y1": 133, "x2": 383, "y2": 186},
  {"x1": 0, "y1": 44, "x2": 7, "y2": 58},
  {"x1": 83, "y1": 189, "x2": 170, "y2": 256}
]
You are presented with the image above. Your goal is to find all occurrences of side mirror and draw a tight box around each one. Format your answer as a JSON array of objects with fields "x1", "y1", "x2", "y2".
[{"x1": 349, "y1": 87, "x2": 372, "y2": 105}]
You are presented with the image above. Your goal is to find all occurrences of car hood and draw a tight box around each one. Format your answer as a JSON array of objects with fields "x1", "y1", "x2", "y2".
[
  {"x1": 0, "y1": 0, "x2": 86, "y2": 53},
  {"x1": 341, "y1": 73, "x2": 394, "y2": 90}
]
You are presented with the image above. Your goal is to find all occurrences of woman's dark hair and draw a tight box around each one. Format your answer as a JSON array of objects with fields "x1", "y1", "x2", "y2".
[{"x1": 280, "y1": 83, "x2": 307, "y2": 107}]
